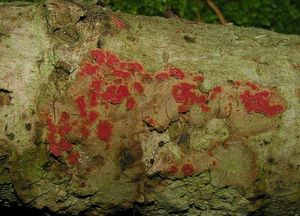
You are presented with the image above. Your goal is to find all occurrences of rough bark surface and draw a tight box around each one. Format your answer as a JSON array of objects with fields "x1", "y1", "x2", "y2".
[{"x1": 0, "y1": 0, "x2": 300, "y2": 215}]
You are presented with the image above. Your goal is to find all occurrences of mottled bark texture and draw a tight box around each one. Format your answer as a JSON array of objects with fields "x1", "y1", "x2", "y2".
[{"x1": 0, "y1": 0, "x2": 300, "y2": 215}]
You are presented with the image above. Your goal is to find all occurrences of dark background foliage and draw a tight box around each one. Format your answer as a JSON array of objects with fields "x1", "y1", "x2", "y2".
[{"x1": 1, "y1": 0, "x2": 299, "y2": 34}]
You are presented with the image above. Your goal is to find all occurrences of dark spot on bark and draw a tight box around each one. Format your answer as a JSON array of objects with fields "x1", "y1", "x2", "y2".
[
  {"x1": 288, "y1": 163, "x2": 294, "y2": 169},
  {"x1": 184, "y1": 35, "x2": 196, "y2": 43},
  {"x1": 267, "y1": 157, "x2": 274, "y2": 164},
  {"x1": 0, "y1": 89, "x2": 12, "y2": 106},
  {"x1": 78, "y1": 15, "x2": 87, "y2": 22},
  {"x1": 126, "y1": 35, "x2": 135, "y2": 41},
  {"x1": 6, "y1": 133, "x2": 14, "y2": 141},
  {"x1": 109, "y1": 207, "x2": 142, "y2": 216},
  {"x1": 263, "y1": 140, "x2": 271, "y2": 145},
  {"x1": 55, "y1": 61, "x2": 72, "y2": 74},
  {"x1": 158, "y1": 141, "x2": 165, "y2": 147},
  {"x1": 97, "y1": 38, "x2": 104, "y2": 48},
  {"x1": 150, "y1": 158, "x2": 154, "y2": 164},
  {"x1": 119, "y1": 147, "x2": 134, "y2": 171},
  {"x1": 25, "y1": 123, "x2": 32, "y2": 131},
  {"x1": 91, "y1": 155, "x2": 105, "y2": 166},
  {"x1": 178, "y1": 132, "x2": 190, "y2": 147}
]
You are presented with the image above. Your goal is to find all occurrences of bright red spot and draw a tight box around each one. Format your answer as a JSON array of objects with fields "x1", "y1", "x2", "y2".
[
  {"x1": 88, "y1": 111, "x2": 99, "y2": 123},
  {"x1": 60, "y1": 112, "x2": 70, "y2": 123},
  {"x1": 193, "y1": 75, "x2": 204, "y2": 82},
  {"x1": 111, "y1": 17, "x2": 127, "y2": 29},
  {"x1": 246, "y1": 81, "x2": 259, "y2": 90},
  {"x1": 239, "y1": 90, "x2": 285, "y2": 117},
  {"x1": 155, "y1": 72, "x2": 170, "y2": 81},
  {"x1": 67, "y1": 151, "x2": 80, "y2": 165},
  {"x1": 59, "y1": 139, "x2": 73, "y2": 151},
  {"x1": 106, "y1": 52, "x2": 120, "y2": 67},
  {"x1": 84, "y1": 62, "x2": 99, "y2": 75},
  {"x1": 90, "y1": 49, "x2": 106, "y2": 65},
  {"x1": 200, "y1": 104, "x2": 210, "y2": 112},
  {"x1": 90, "y1": 79, "x2": 102, "y2": 91},
  {"x1": 213, "y1": 86, "x2": 222, "y2": 93},
  {"x1": 133, "y1": 81, "x2": 144, "y2": 94},
  {"x1": 50, "y1": 143, "x2": 62, "y2": 157},
  {"x1": 169, "y1": 68, "x2": 185, "y2": 79},
  {"x1": 101, "y1": 85, "x2": 130, "y2": 104},
  {"x1": 97, "y1": 120, "x2": 113, "y2": 142},
  {"x1": 89, "y1": 90, "x2": 99, "y2": 107},
  {"x1": 112, "y1": 69, "x2": 131, "y2": 79},
  {"x1": 75, "y1": 96, "x2": 87, "y2": 118},
  {"x1": 128, "y1": 62, "x2": 143, "y2": 72},
  {"x1": 58, "y1": 123, "x2": 72, "y2": 137},
  {"x1": 172, "y1": 82, "x2": 196, "y2": 103},
  {"x1": 126, "y1": 97, "x2": 136, "y2": 110},
  {"x1": 182, "y1": 163, "x2": 195, "y2": 176},
  {"x1": 169, "y1": 165, "x2": 178, "y2": 174}
]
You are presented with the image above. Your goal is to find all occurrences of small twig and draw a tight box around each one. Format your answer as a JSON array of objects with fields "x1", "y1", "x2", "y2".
[{"x1": 206, "y1": 0, "x2": 227, "y2": 25}]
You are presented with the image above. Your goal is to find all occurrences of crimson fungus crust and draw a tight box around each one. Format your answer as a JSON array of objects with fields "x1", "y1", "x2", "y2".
[
  {"x1": 68, "y1": 151, "x2": 80, "y2": 165},
  {"x1": 193, "y1": 75, "x2": 204, "y2": 82},
  {"x1": 111, "y1": 17, "x2": 127, "y2": 29},
  {"x1": 169, "y1": 68, "x2": 185, "y2": 79},
  {"x1": 133, "y1": 81, "x2": 144, "y2": 94},
  {"x1": 97, "y1": 120, "x2": 113, "y2": 142},
  {"x1": 155, "y1": 72, "x2": 170, "y2": 81},
  {"x1": 75, "y1": 96, "x2": 87, "y2": 118},
  {"x1": 90, "y1": 49, "x2": 106, "y2": 65},
  {"x1": 182, "y1": 163, "x2": 195, "y2": 176},
  {"x1": 169, "y1": 165, "x2": 178, "y2": 174},
  {"x1": 126, "y1": 97, "x2": 136, "y2": 110},
  {"x1": 239, "y1": 90, "x2": 285, "y2": 117}
]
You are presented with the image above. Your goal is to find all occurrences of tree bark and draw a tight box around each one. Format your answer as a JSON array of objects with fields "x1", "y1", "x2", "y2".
[{"x1": 0, "y1": 0, "x2": 300, "y2": 215}]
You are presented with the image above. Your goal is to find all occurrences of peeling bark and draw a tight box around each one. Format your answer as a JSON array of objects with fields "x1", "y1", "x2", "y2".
[{"x1": 0, "y1": 0, "x2": 300, "y2": 215}]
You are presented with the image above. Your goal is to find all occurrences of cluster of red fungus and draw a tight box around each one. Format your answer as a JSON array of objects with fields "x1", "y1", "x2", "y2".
[
  {"x1": 45, "y1": 48, "x2": 286, "y2": 165},
  {"x1": 169, "y1": 163, "x2": 195, "y2": 177},
  {"x1": 235, "y1": 81, "x2": 286, "y2": 117}
]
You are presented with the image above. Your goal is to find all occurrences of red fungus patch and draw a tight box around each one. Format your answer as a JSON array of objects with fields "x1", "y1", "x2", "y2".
[
  {"x1": 239, "y1": 90, "x2": 285, "y2": 117},
  {"x1": 59, "y1": 139, "x2": 73, "y2": 151},
  {"x1": 90, "y1": 49, "x2": 106, "y2": 65},
  {"x1": 83, "y1": 62, "x2": 99, "y2": 75},
  {"x1": 50, "y1": 143, "x2": 62, "y2": 157},
  {"x1": 58, "y1": 123, "x2": 72, "y2": 137},
  {"x1": 245, "y1": 81, "x2": 259, "y2": 90},
  {"x1": 90, "y1": 79, "x2": 102, "y2": 91},
  {"x1": 129, "y1": 62, "x2": 143, "y2": 72},
  {"x1": 88, "y1": 111, "x2": 99, "y2": 123},
  {"x1": 155, "y1": 72, "x2": 170, "y2": 81},
  {"x1": 169, "y1": 68, "x2": 185, "y2": 79},
  {"x1": 75, "y1": 96, "x2": 87, "y2": 118},
  {"x1": 97, "y1": 120, "x2": 113, "y2": 142},
  {"x1": 126, "y1": 97, "x2": 136, "y2": 110},
  {"x1": 193, "y1": 75, "x2": 204, "y2": 82},
  {"x1": 106, "y1": 52, "x2": 120, "y2": 67},
  {"x1": 89, "y1": 91, "x2": 99, "y2": 107},
  {"x1": 101, "y1": 85, "x2": 130, "y2": 104},
  {"x1": 169, "y1": 165, "x2": 178, "y2": 174},
  {"x1": 112, "y1": 69, "x2": 131, "y2": 79},
  {"x1": 182, "y1": 163, "x2": 195, "y2": 176},
  {"x1": 210, "y1": 86, "x2": 223, "y2": 100},
  {"x1": 111, "y1": 17, "x2": 127, "y2": 29},
  {"x1": 67, "y1": 151, "x2": 80, "y2": 165},
  {"x1": 133, "y1": 81, "x2": 144, "y2": 94},
  {"x1": 172, "y1": 82, "x2": 208, "y2": 112},
  {"x1": 60, "y1": 112, "x2": 70, "y2": 123}
]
